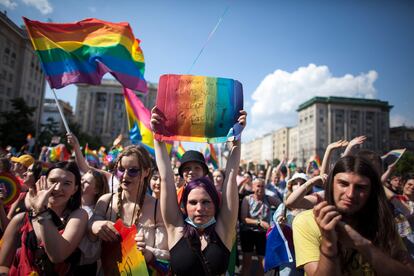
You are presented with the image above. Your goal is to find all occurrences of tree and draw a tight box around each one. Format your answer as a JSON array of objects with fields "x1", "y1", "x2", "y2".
[
  {"x1": 395, "y1": 150, "x2": 414, "y2": 176},
  {"x1": 38, "y1": 117, "x2": 60, "y2": 146},
  {"x1": 0, "y1": 98, "x2": 36, "y2": 149}
]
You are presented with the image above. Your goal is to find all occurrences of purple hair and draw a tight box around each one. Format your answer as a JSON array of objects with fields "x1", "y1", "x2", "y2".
[{"x1": 181, "y1": 176, "x2": 220, "y2": 238}]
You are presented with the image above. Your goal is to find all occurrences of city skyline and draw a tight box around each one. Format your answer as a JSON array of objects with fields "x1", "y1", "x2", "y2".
[{"x1": 2, "y1": 0, "x2": 413, "y2": 143}]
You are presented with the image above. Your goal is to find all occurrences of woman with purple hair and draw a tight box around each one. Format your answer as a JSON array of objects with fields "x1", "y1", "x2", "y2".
[{"x1": 151, "y1": 107, "x2": 246, "y2": 276}]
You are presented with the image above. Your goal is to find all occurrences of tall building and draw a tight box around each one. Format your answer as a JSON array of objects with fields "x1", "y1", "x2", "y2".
[
  {"x1": 41, "y1": 99, "x2": 74, "y2": 133},
  {"x1": 75, "y1": 79, "x2": 157, "y2": 145},
  {"x1": 0, "y1": 11, "x2": 46, "y2": 131},
  {"x1": 272, "y1": 127, "x2": 290, "y2": 161},
  {"x1": 297, "y1": 96, "x2": 392, "y2": 165}
]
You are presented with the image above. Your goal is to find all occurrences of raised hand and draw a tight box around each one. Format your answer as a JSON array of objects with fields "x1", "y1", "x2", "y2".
[
  {"x1": 238, "y1": 110, "x2": 247, "y2": 127},
  {"x1": 327, "y1": 139, "x2": 349, "y2": 150},
  {"x1": 313, "y1": 201, "x2": 342, "y2": 250},
  {"x1": 150, "y1": 106, "x2": 166, "y2": 134},
  {"x1": 66, "y1": 132, "x2": 80, "y2": 149},
  {"x1": 31, "y1": 176, "x2": 56, "y2": 213}
]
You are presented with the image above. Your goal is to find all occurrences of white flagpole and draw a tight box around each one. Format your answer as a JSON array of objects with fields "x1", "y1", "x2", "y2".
[{"x1": 51, "y1": 88, "x2": 71, "y2": 133}]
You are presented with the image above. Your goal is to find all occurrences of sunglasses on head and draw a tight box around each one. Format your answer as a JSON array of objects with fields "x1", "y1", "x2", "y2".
[{"x1": 116, "y1": 167, "x2": 141, "y2": 178}]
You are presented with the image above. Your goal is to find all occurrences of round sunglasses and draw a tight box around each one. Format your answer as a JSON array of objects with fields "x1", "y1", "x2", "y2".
[{"x1": 116, "y1": 167, "x2": 141, "y2": 178}]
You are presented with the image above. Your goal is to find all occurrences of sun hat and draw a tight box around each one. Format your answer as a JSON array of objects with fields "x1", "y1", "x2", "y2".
[
  {"x1": 287, "y1": 172, "x2": 308, "y2": 185},
  {"x1": 178, "y1": 150, "x2": 209, "y2": 177}
]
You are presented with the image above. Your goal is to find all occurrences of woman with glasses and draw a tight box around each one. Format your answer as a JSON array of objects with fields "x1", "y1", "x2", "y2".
[{"x1": 90, "y1": 145, "x2": 169, "y2": 273}]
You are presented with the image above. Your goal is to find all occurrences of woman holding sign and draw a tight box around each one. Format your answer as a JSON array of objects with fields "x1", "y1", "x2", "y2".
[
  {"x1": 0, "y1": 161, "x2": 87, "y2": 275},
  {"x1": 151, "y1": 107, "x2": 246, "y2": 276},
  {"x1": 90, "y1": 145, "x2": 169, "y2": 274}
]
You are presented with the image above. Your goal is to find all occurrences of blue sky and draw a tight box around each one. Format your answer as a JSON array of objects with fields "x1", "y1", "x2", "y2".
[{"x1": 2, "y1": 0, "x2": 414, "y2": 142}]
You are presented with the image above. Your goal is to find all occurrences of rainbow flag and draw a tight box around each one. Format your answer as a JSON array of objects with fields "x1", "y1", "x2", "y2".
[
  {"x1": 309, "y1": 155, "x2": 321, "y2": 170},
  {"x1": 204, "y1": 144, "x2": 219, "y2": 169},
  {"x1": 155, "y1": 74, "x2": 244, "y2": 143},
  {"x1": 176, "y1": 142, "x2": 186, "y2": 159},
  {"x1": 23, "y1": 17, "x2": 147, "y2": 92},
  {"x1": 104, "y1": 146, "x2": 123, "y2": 165},
  {"x1": 381, "y1": 148, "x2": 406, "y2": 166},
  {"x1": 85, "y1": 144, "x2": 100, "y2": 165},
  {"x1": 48, "y1": 144, "x2": 70, "y2": 162},
  {"x1": 113, "y1": 219, "x2": 149, "y2": 276},
  {"x1": 0, "y1": 172, "x2": 21, "y2": 206},
  {"x1": 123, "y1": 88, "x2": 172, "y2": 156}
]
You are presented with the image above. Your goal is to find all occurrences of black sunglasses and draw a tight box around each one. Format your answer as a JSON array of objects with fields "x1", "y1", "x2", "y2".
[{"x1": 116, "y1": 167, "x2": 141, "y2": 178}]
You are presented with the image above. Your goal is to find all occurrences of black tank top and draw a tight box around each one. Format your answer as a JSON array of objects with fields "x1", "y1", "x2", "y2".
[{"x1": 169, "y1": 231, "x2": 230, "y2": 276}]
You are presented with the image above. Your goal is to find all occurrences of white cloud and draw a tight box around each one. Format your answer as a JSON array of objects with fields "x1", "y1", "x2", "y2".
[
  {"x1": 390, "y1": 114, "x2": 414, "y2": 127},
  {"x1": 0, "y1": 0, "x2": 17, "y2": 9},
  {"x1": 245, "y1": 64, "x2": 378, "y2": 141},
  {"x1": 23, "y1": 0, "x2": 52, "y2": 15}
]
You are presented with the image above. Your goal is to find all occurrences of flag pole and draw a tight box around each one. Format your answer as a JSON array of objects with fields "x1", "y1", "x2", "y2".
[{"x1": 51, "y1": 88, "x2": 71, "y2": 133}]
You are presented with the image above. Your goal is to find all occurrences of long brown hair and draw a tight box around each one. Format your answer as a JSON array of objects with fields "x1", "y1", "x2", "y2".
[
  {"x1": 325, "y1": 156, "x2": 400, "y2": 270},
  {"x1": 111, "y1": 145, "x2": 152, "y2": 226}
]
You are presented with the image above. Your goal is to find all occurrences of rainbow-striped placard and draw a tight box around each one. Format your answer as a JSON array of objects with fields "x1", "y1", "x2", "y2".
[{"x1": 155, "y1": 74, "x2": 243, "y2": 143}]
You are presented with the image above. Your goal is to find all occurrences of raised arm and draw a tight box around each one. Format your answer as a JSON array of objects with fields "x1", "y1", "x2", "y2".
[
  {"x1": 320, "y1": 140, "x2": 348, "y2": 175},
  {"x1": 67, "y1": 132, "x2": 90, "y2": 174},
  {"x1": 343, "y1": 135, "x2": 366, "y2": 157},
  {"x1": 285, "y1": 175, "x2": 327, "y2": 210},
  {"x1": 0, "y1": 212, "x2": 25, "y2": 273},
  {"x1": 216, "y1": 110, "x2": 246, "y2": 249},
  {"x1": 151, "y1": 107, "x2": 184, "y2": 248}
]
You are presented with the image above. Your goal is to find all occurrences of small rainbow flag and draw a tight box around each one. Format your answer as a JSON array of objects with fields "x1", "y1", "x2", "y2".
[
  {"x1": 155, "y1": 74, "x2": 244, "y2": 143},
  {"x1": 23, "y1": 17, "x2": 147, "y2": 92},
  {"x1": 309, "y1": 155, "x2": 321, "y2": 170},
  {"x1": 204, "y1": 144, "x2": 219, "y2": 169},
  {"x1": 123, "y1": 88, "x2": 172, "y2": 156},
  {"x1": 104, "y1": 146, "x2": 123, "y2": 165},
  {"x1": 176, "y1": 142, "x2": 186, "y2": 159},
  {"x1": 48, "y1": 144, "x2": 71, "y2": 162},
  {"x1": 85, "y1": 144, "x2": 100, "y2": 165},
  {"x1": 381, "y1": 148, "x2": 406, "y2": 166}
]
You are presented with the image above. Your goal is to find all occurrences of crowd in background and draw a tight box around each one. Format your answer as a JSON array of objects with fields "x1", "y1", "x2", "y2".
[{"x1": 0, "y1": 127, "x2": 414, "y2": 275}]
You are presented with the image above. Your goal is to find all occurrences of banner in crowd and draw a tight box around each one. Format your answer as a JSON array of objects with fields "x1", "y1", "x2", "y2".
[
  {"x1": 123, "y1": 88, "x2": 172, "y2": 156},
  {"x1": 155, "y1": 74, "x2": 243, "y2": 143},
  {"x1": 23, "y1": 17, "x2": 147, "y2": 93}
]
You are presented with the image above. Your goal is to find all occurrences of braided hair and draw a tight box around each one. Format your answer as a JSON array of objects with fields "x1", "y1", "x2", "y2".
[{"x1": 111, "y1": 145, "x2": 152, "y2": 226}]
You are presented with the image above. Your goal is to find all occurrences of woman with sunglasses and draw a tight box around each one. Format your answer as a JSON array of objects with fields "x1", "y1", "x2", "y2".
[
  {"x1": 151, "y1": 107, "x2": 247, "y2": 275},
  {"x1": 0, "y1": 161, "x2": 87, "y2": 275},
  {"x1": 90, "y1": 145, "x2": 169, "y2": 273}
]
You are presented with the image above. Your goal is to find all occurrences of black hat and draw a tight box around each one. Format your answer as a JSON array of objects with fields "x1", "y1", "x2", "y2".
[{"x1": 178, "y1": 150, "x2": 209, "y2": 177}]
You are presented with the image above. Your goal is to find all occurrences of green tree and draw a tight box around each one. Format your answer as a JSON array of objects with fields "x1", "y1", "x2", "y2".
[
  {"x1": 0, "y1": 98, "x2": 36, "y2": 149},
  {"x1": 396, "y1": 150, "x2": 414, "y2": 175},
  {"x1": 38, "y1": 117, "x2": 60, "y2": 146}
]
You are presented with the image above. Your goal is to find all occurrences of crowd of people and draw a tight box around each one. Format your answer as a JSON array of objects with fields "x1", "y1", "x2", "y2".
[{"x1": 0, "y1": 106, "x2": 414, "y2": 276}]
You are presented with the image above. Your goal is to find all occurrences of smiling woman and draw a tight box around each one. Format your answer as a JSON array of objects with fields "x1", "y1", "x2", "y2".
[{"x1": 0, "y1": 161, "x2": 88, "y2": 275}]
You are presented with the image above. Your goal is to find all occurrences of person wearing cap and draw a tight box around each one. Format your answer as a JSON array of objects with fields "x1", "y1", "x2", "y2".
[
  {"x1": 11, "y1": 154, "x2": 35, "y2": 188},
  {"x1": 176, "y1": 150, "x2": 210, "y2": 204}
]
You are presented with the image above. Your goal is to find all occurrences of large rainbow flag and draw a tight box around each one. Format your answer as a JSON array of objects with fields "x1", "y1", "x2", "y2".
[
  {"x1": 23, "y1": 17, "x2": 147, "y2": 92},
  {"x1": 155, "y1": 74, "x2": 244, "y2": 143},
  {"x1": 123, "y1": 88, "x2": 172, "y2": 155}
]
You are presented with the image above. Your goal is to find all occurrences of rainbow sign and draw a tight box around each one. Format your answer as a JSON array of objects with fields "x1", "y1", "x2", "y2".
[
  {"x1": 0, "y1": 172, "x2": 21, "y2": 206},
  {"x1": 113, "y1": 219, "x2": 149, "y2": 276},
  {"x1": 155, "y1": 74, "x2": 243, "y2": 143}
]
